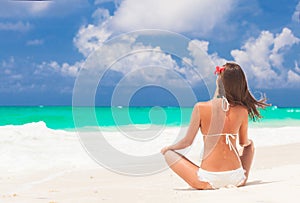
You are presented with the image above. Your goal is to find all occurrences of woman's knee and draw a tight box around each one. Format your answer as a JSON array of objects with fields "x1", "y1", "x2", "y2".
[
  {"x1": 164, "y1": 150, "x2": 180, "y2": 166},
  {"x1": 163, "y1": 149, "x2": 173, "y2": 160}
]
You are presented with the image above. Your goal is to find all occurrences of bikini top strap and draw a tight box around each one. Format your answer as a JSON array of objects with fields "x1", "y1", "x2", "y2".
[
  {"x1": 203, "y1": 133, "x2": 237, "y2": 151},
  {"x1": 222, "y1": 96, "x2": 229, "y2": 112},
  {"x1": 204, "y1": 133, "x2": 238, "y2": 137}
]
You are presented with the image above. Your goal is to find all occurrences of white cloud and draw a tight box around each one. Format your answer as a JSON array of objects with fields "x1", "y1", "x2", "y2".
[
  {"x1": 92, "y1": 8, "x2": 111, "y2": 24},
  {"x1": 26, "y1": 39, "x2": 44, "y2": 46},
  {"x1": 289, "y1": 61, "x2": 300, "y2": 87},
  {"x1": 295, "y1": 61, "x2": 300, "y2": 73},
  {"x1": 47, "y1": 61, "x2": 60, "y2": 71},
  {"x1": 111, "y1": 0, "x2": 235, "y2": 35},
  {"x1": 72, "y1": 1, "x2": 300, "y2": 93},
  {"x1": 61, "y1": 61, "x2": 84, "y2": 77},
  {"x1": 86, "y1": 38, "x2": 200, "y2": 105},
  {"x1": 81, "y1": 34, "x2": 181, "y2": 85},
  {"x1": 2, "y1": 57, "x2": 14, "y2": 75},
  {"x1": 112, "y1": 50, "x2": 182, "y2": 88},
  {"x1": 0, "y1": 0, "x2": 88, "y2": 18},
  {"x1": 1, "y1": 57, "x2": 15, "y2": 69},
  {"x1": 231, "y1": 28, "x2": 300, "y2": 88},
  {"x1": 74, "y1": 30, "x2": 199, "y2": 105},
  {"x1": 270, "y1": 28, "x2": 300, "y2": 67},
  {"x1": 73, "y1": 16, "x2": 112, "y2": 57},
  {"x1": 184, "y1": 40, "x2": 226, "y2": 80},
  {"x1": 287, "y1": 70, "x2": 300, "y2": 85},
  {"x1": 29, "y1": 1, "x2": 51, "y2": 14},
  {"x1": 273, "y1": 28, "x2": 300, "y2": 52},
  {"x1": 73, "y1": 0, "x2": 236, "y2": 60},
  {"x1": 72, "y1": 0, "x2": 236, "y2": 92},
  {"x1": 0, "y1": 21, "x2": 32, "y2": 32},
  {"x1": 0, "y1": 56, "x2": 78, "y2": 93},
  {"x1": 292, "y1": 1, "x2": 300, "y2": 22},
  {"x1": 73, "y1": 0, "x2": 231, "y2": 90},
  {"x1": 37, "y1": 60, "x2": 84, "y2": 77},
  {"x1": 0, "y1": 1, "x2": 51, "y2": 17},
  {"x1": 73, "y1": 32, "x2": 205, "y2": 107},
  {"x1": 0, "y1": 57, "x2": 26, "y2": 91}
]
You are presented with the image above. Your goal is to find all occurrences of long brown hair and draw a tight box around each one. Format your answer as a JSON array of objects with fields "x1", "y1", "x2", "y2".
[{"x1": 217, "y1": 62, "x2": 269, "y2": 121}]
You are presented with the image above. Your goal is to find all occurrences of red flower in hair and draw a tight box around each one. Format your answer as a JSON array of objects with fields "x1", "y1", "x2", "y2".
[{"x1": 214, "y1": 66, "x2": 225, "y2": 75}]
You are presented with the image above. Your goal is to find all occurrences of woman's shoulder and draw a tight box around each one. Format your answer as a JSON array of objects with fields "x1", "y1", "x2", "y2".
[
  {"x1": 232, "y1": 104, "x2": 248, "y2": 112},
  {"x1": 195, "y1": 100, "x2": 248, "y2": 115},
  {"x1": 231, "y1": 104, "x2": 248, "y2": 117},
  {"x1": 194, "y1": 100, "x2": 211, "y2": 108}
]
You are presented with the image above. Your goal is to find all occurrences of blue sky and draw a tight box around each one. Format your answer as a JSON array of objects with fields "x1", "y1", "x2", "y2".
[{"x1": 0, "y1": 0, "x2": 300, "y2": 107}]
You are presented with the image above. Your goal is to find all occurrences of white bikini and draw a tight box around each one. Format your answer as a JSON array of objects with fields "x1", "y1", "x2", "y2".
[{"x1": 197, "y1": 97, "x2": 246, "y2": 189}]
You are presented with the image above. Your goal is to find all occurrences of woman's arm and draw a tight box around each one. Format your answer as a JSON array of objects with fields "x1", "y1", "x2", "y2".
[
  {"x1": 238, "y1": 110, "x2": 255, "y2": 184},
  {"x1": 161, "y1": 103, "x2": 201, "y2": 155},
  {"x1": 238, "y1": 111, "x2": 252, "y2": 147}
]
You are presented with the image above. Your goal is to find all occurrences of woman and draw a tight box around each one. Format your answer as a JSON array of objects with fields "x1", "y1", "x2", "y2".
[{"x1": 161, "y1": 62, "x2": 269, "y2": 189}]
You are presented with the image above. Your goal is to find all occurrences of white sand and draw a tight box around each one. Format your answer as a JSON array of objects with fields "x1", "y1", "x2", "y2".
[{"x1": 1, "y1": 143, "x2": 300, "y2": 203}]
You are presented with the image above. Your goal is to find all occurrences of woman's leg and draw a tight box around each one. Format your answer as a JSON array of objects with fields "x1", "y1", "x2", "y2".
[
  {"x1": 239, "y1": 140, "x2": 255, "y2": 185},
  {"x1": 163, "y1": 150, "x2": 212, "y2": 190}
]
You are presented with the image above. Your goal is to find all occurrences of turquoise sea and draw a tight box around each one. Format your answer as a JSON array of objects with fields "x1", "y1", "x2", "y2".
[{"x1": 0, "y1": 106, "x2": 299, "y2": 130}]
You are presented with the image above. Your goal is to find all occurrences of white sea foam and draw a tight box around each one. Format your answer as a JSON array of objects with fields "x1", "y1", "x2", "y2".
[
  {"x1": 0, "y1": 122, "x2": 98, "y2": 175},
  {"x1": 0, "y1": 122, "x2": 300, "y2": 175}
]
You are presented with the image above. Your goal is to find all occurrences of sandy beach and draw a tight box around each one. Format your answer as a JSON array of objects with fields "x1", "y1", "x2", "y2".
[{"x1": 1, "y1": 142, "x2": 300, "y2": 203}]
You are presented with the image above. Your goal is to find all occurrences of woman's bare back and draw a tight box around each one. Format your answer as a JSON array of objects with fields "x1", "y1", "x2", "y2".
[{"x1": 197, "y1": 98, "x2": 248, "y2": 172}]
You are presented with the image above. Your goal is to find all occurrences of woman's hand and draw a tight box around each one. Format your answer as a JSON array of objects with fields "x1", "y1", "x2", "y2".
[{"x1": 161, "y1": 146, "x2": 171, "y2": 155}]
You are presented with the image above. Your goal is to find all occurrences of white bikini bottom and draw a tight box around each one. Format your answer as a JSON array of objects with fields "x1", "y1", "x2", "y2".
[{"x1": 197, "y1": 167, "x2": 246, "y2": 189}]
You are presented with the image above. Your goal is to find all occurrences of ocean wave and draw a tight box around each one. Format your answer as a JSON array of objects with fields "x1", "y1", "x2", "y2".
[{"x1": 0, "y1": 121, "x2": 98, "y2": 174}]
